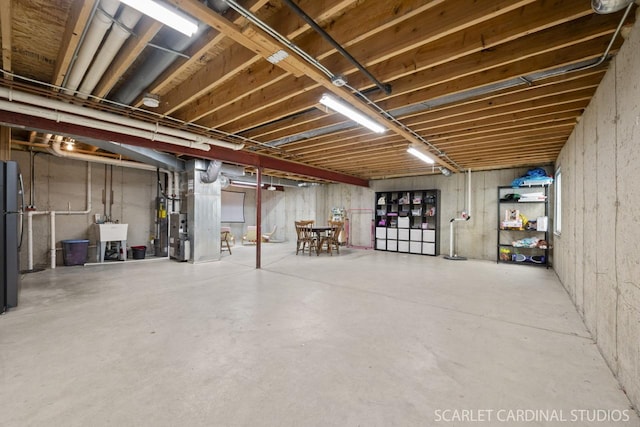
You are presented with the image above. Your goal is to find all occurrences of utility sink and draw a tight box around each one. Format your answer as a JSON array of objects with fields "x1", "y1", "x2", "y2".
[
  {"x1": 95, "y1": 224, "x2": 128, "y2": 262},
  {"x1": 96, "y1": 223, "x2": 128, "y2": 241}
]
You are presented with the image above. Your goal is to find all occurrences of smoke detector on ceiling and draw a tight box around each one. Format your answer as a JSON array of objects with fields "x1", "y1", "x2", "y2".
[{"x1": 142, "y1": 93, "x2": 160, "y2": 108}]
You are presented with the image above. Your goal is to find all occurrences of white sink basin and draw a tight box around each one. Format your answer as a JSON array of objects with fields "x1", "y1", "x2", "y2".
[{"x1": 96, "y1": 223, "x2": 128, "y2": 241}]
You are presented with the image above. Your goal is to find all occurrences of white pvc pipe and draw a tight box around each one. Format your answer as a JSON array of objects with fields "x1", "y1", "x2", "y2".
[
  {"x1": 467, "y1": 168, "x2": 472, "y2": 219},
  {"x1": 50, "y1": 212, "x2": 56, "y2": 269},
  {"x1": 77, "y1": 5, "x2": 142, "y2": 99},
  {"x1": 27, "y1": 163, "x2": 92, "y2": 270},
  {"x1": 65, "y1": 0, "x2": 120, "y2": 94},
  {"x1": 27, "y1": 212, "x2": 33, "y2": 270},
  {"x1": 0, "y1": 99, "x2": 211, "y2": 152},
  {"x1": 0, "y1": 88, "x2": 244, "y2": 150},
  {"x1": 27, "y1": 150, "x2": 174, "y2": 269}
]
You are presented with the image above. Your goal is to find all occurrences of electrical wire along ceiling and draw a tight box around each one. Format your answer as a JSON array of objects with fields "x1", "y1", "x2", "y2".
[{"x1": 0, "y1": 0, "x2": 636, "y2": 184}]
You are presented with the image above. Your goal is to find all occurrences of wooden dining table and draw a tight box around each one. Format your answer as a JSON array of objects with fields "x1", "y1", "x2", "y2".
[{"x1": 310, "y1": 226, "x2": 335, "y2": 254}]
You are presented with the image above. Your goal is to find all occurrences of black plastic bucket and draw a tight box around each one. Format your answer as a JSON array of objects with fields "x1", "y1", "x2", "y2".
[{"x1": 131, "y1": 245, "x2": 146, "y2": 259}]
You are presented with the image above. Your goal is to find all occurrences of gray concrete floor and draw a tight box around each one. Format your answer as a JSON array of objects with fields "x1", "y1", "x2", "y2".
[{"x1": 1, "y1": 243, "x2": 638, "y2": 427}]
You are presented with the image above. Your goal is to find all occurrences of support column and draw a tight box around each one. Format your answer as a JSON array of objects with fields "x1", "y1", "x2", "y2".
[
  {"x1": 256, "y1": 167, "x2": 262, "y2": 269},
  {"x1": 0, "y1": 125, "x2": 11, "y2": 160}
]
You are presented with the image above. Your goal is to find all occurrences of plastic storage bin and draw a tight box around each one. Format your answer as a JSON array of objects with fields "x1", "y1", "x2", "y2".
[
  {"x1": 62, "y1": 239, "x2": 89, "y2": 266},
  {"x1": 131, "y1": 245, "x2": 146, "y2": 259}
]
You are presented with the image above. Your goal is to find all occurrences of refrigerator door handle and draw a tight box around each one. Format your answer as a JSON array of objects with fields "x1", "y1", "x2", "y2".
[{"x1": 18, "y1": 172, "x2": 25, "y2": 249}]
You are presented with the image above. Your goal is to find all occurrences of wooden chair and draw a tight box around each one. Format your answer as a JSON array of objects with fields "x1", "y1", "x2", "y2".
[
  {"x1": 242, "y1": 226, "x2": 257, "y2": 245},
  {"x1": 261, "y1": 225, "x2": 277, "y2": 242},
  {"x1": 220, "y1": 228, "x2": 232, "y2": 254},
  {"x1": 294, "y1": 220, "x2": 316, "y2": 255},
  {"x1": 322, "y1": 220, "x2": 343, "y2": 255}
]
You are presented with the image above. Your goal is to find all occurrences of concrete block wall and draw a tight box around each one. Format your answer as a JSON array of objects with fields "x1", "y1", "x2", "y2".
[
  {"x1": 369, "y1": 168, "x2": 544, "y2": 260},
  {"x1": 554, "y1": 17, "x2": 640, "y2": 412},
  {"x1": 278, "y1": 168, "x2": 548, "y2": 259},
  {"x1": 222, "y1": 186, "x2": 287, "y2": 244},
  {"x1": 13, "y1": 151, "x2": 157, "y2": 268}
]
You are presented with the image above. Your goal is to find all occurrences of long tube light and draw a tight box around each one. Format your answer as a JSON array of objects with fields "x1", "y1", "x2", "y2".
[
  {"x1": 119, "y1": 0, "x2": 198, "y2": 37},
  {"x1": 319, "y1": 94, "x2": 385, "y2": 133},
  {"x1": 407, "y1": 146, "x2": 434, "y2": 164}
]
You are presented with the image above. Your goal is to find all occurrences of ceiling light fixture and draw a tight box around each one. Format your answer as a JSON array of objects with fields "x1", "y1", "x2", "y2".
[
  {"x1": 119, "y1": 0, "x2": 198, "y2": 37},
  {"x1": 591, "y1": 0, "x2": 634, "y2": 13},
  {"x1": 142, "y1": 93, "x2": 160, "y2": 108},
  {"x1": 267, "y1": 176, "x2": 277, "y2": 191},
  {"x1": 319, "y1": 94, "x2": 386, "y2": 133},
  {"x1": 440, "y1": 167, "x2": 452, "y2": 176},
  {"x1": 407, "y1": 146, "x2": 435, "y2": 165},
  {"x1": 266, "y1": 49, "x2": 289, "y2": 64}
]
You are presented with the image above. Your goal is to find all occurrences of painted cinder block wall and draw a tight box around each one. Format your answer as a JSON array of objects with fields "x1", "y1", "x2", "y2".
[
  {"x1": 14, "y1": 151, "x2": 157, "y2": 269},
  {"x1": 554, "y1": 17, "x2": 640, "y2": 412},
  {"x1": 279, "y1": 167, "x2": 548, "y2": 259}
]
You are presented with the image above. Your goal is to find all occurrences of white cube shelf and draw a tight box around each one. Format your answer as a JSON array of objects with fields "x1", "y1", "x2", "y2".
[
  {"x1": 374, "y1": 189, "x2": 440, "y2": 256},
  {"x1": 387, "y1": 228, "x2": 398, "y2": 239},
  {"x1": 423, "y1": 242, "x2": 436, "y2": 255},
  {"x1": 423, "y1": 229, "x2": 436, "y2": 242}
]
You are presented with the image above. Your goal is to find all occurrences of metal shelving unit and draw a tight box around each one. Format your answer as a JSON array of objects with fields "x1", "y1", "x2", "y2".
[{"x1": 497, "y1": 185, "x2": 550, "y2": 267}]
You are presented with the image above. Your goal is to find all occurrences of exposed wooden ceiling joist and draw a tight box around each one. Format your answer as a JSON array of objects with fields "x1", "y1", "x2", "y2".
[{"x1": 1, "y1": 0, "x2": 636, "y2": 181}]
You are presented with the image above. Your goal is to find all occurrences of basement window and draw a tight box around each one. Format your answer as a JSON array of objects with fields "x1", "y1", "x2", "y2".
[{"x1": 554, "y1": 168, "x2": 562, "y2": 235}]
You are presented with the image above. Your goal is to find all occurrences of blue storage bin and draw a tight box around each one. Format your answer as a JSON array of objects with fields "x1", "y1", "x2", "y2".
[{"x1": 62, "y1": 239, "x2": 89, "y2": 266}]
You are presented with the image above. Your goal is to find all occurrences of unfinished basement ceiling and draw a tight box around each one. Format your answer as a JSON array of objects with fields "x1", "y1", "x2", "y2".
[{"x1": 0, "y1": 0, "x2": 636, "y2": 183}]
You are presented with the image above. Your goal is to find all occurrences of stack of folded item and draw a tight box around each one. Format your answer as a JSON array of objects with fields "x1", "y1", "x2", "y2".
[{"x1": 519, "y1": 192, "x2": 547, "y2": 202}]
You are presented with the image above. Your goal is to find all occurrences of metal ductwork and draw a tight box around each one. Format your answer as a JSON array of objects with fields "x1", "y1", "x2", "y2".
[
  {"x1": 75, "y1": 139, "x2": 186, "y2": 172},
  {"x1": 200, "y1": 159, "x2": 223, "y2": 183},
  {"x1": 48, "y1": 136, "x2": 160, "y2": 171},
  {"x1": 110, "y1": 22, "x2": 207, "y2": 105}
]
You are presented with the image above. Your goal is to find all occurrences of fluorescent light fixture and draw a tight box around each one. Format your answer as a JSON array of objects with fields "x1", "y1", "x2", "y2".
[
  {"x1": 230, "y1": 180, "x2": 257, "y2": 189},
  {"x1": 266, "y1": 50, "x2": 289, "y2": 64},
  {"x1": 407, "y1": 146, "x2": 435, "y2": 164},
  {"x1": 120, "y1": 0, "x2": 198, "y2": 37},
  {"x1": 319, "y1": 94, "x2": 385, "y2": 133}
]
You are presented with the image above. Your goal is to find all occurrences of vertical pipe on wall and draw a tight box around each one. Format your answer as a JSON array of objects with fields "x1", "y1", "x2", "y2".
[
  {"x1": 256, "y1": 168, "x2": 262, "y2": 269},
  {"x1": 27, "y1": 212, "x2": 33, "y2": 271},
  {"x1": 50, "y1": 212, "x2": 56, "y2": 269}
]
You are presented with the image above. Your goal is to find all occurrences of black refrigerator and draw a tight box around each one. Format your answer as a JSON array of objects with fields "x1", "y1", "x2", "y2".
[{"x1": 1, "y1": 161, "x2": 22, "y2": 313}]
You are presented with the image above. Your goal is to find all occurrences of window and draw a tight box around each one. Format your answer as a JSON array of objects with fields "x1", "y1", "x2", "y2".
[{"x1": 554, "y1": 168, "x2": 562, "y2": 234}]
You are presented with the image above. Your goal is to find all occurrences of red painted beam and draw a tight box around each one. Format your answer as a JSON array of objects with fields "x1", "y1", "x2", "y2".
[{"x1": 0, "y1": 110, "x2": 370, "y2": 187}]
